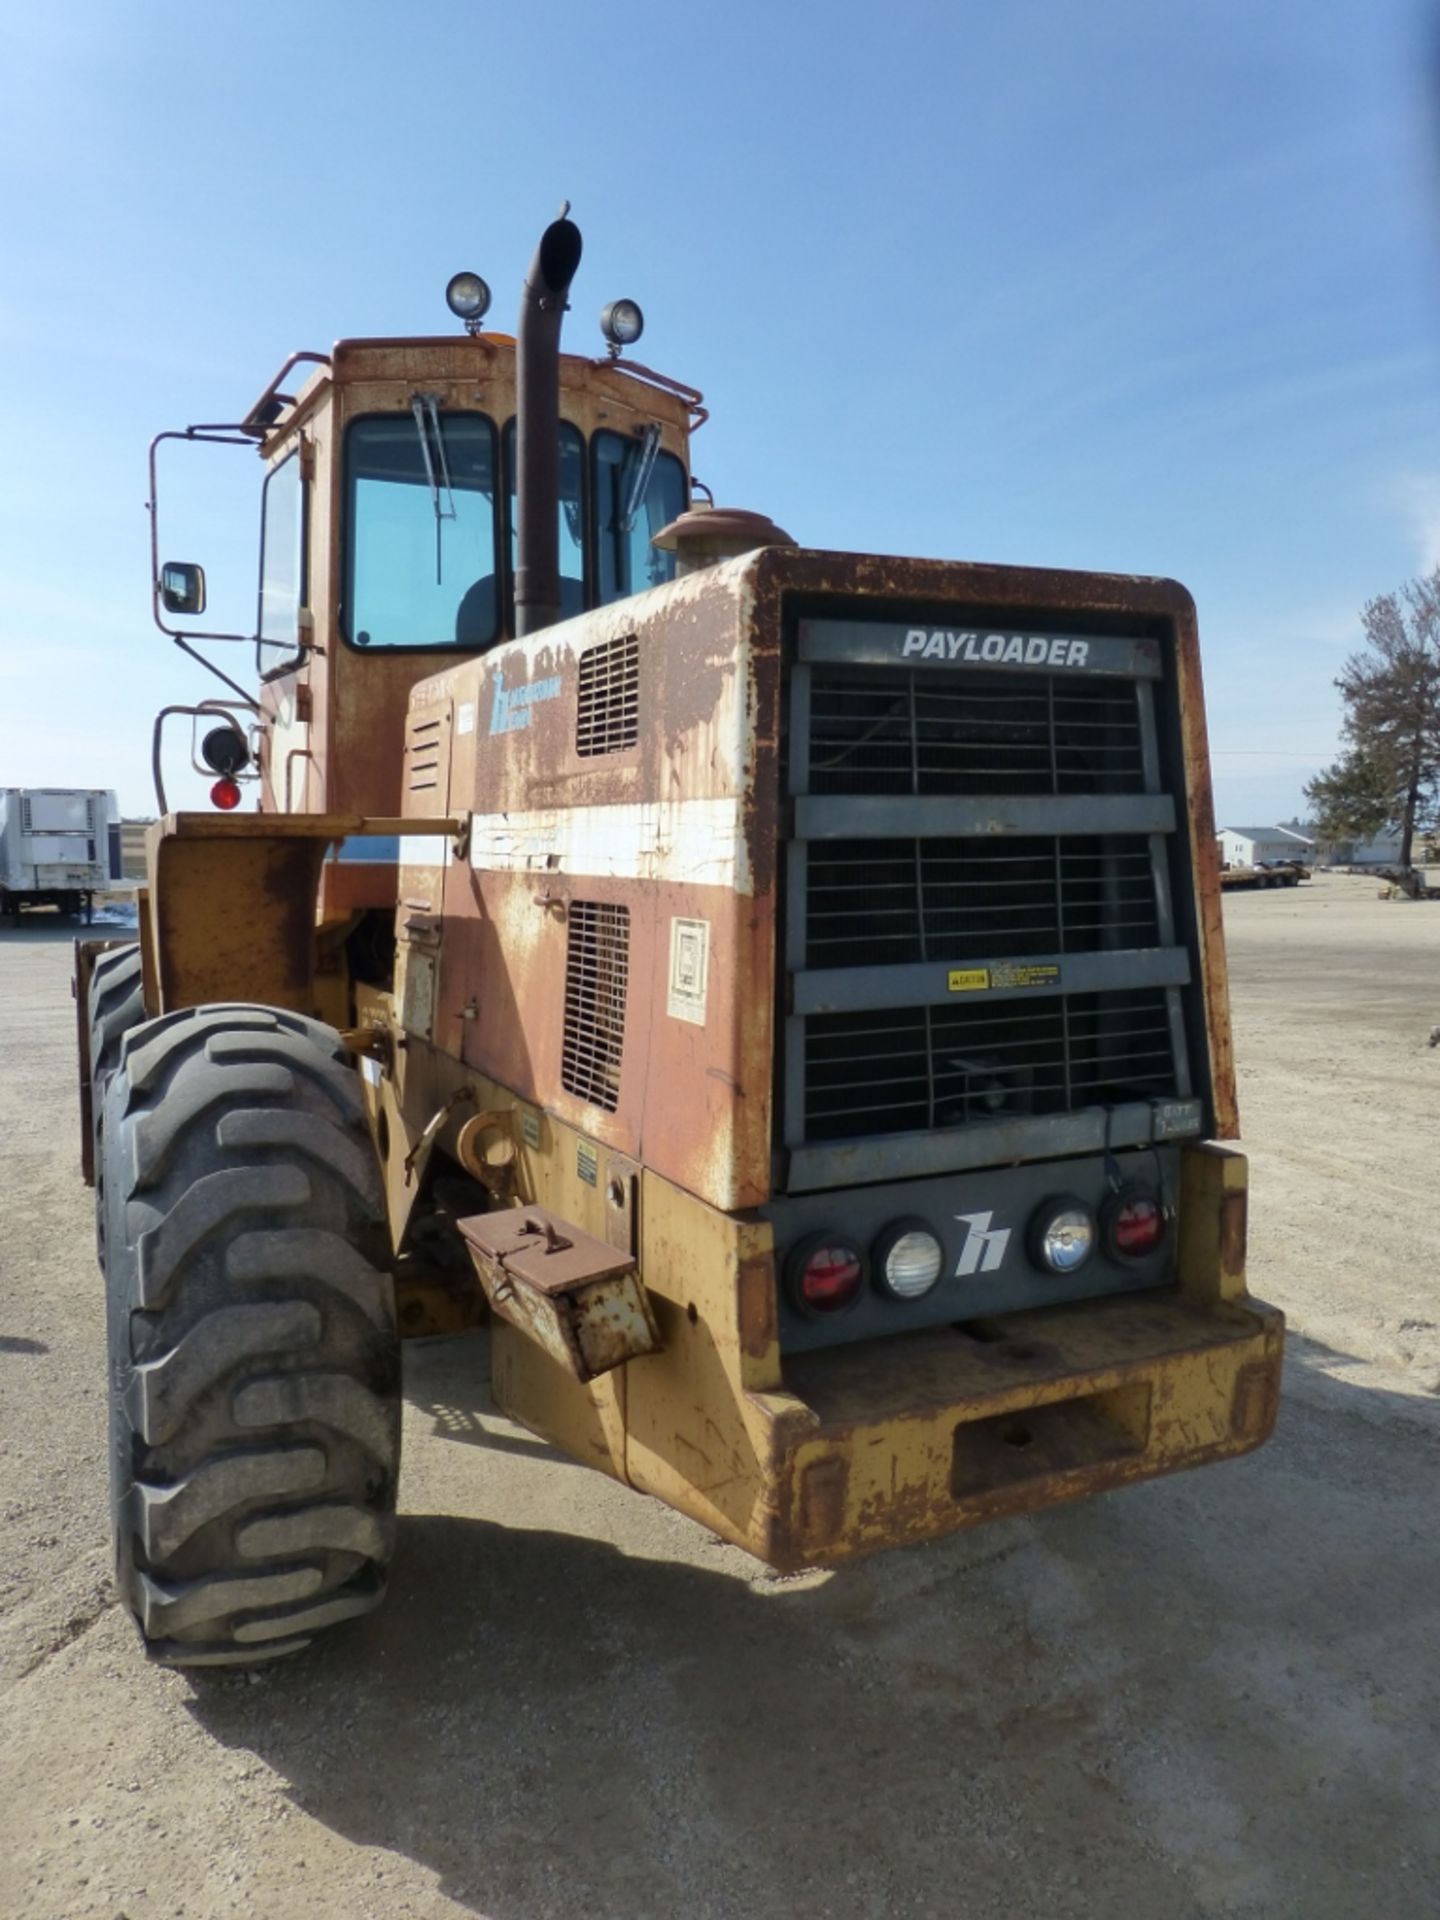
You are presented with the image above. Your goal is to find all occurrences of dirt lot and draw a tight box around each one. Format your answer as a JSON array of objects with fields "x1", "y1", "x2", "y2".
[{"x1": 1, "y1": 874, "x2": 1437, "y2": 1920}]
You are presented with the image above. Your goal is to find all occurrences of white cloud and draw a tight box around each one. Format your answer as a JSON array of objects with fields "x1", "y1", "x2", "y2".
[{"x1": 1391, "y1": 473, "x2": 1440, "y2": 576}]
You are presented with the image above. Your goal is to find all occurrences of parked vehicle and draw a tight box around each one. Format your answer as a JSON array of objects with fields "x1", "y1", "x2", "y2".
[
  {"x1": 75, "y1": 213, "x2": 1283, "y2": 1666},
  {"x1": 1219, "y1": 861, "x2": 1307, "y2": 889},
  {"x1": 1, "y1": 788, "x2": 122, "y2": 922}
]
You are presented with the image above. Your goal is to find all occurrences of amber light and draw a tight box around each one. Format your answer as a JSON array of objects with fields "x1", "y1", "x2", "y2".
[{"x1": 210, "y1": 776, "x2": 242, "y2": 811}]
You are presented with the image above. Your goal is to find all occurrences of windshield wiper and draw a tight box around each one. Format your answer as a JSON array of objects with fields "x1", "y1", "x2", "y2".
[
  {"x1": 411, "y1": 393, "x2": 456, "y2": 584},
  {"x1": 619, "y1": 422, "x2": 662, "y2": 535}
]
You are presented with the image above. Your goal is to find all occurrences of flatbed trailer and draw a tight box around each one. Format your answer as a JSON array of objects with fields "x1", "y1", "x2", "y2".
[{"x1": 1219, "y1": 862, "x2": 1307, "y2": 890}]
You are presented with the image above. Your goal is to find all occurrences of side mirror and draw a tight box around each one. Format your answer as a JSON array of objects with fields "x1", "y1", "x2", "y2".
[{"x1": 160, "y1": 560, "x2": 206, "y2": 617}]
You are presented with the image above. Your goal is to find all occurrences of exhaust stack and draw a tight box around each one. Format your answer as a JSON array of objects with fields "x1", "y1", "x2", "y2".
[{"x1": 514, "y1": 211, "x2": 583, "y2": 637}]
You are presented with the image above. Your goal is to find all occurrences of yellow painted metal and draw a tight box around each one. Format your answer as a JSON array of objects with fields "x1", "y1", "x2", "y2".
[
  {"x1": 142, "y1": 813, "x2": 461, "y2": 1015},
  {"x1": 378, "y1": 1027, "x2": 1282, "y2": 1571},
  {"x1": 136, "y1": 886, "x2": 157, "y2": 1016},
  {"x1": 1177, "y1": 1140, "x2": 1250, "y2": 1302},
  {"x1": 617, "y1": 1152, "x2": 1281, "y2": 1569}
]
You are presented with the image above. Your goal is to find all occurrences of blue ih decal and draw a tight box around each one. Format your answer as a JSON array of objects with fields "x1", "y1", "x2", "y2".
[{"x1": 490, "y1": 672, "x2": 563, "y2": 735}]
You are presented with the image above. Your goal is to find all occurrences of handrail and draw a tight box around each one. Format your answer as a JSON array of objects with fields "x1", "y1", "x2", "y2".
[{"x1": 242, "y1": 350, "x2": 331, "y2": 435}]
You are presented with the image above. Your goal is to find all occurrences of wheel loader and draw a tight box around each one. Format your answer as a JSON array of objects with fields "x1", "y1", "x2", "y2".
[{"x1": 76, "y1": 211, "x2": 1283, "y2": 1665}]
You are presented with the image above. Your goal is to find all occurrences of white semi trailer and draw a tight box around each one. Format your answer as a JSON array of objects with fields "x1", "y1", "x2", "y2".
[{"x1": 0, "y1": 788, "x2": 123, "y2": 922}]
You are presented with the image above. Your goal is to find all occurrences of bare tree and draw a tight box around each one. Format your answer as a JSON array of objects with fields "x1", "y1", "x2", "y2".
[{"x1": 1305, "y1": 572, "x2": 1440, "y2": 869}]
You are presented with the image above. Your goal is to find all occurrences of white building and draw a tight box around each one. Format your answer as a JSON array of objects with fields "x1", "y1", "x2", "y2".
[
  {"x1": 1217, "y1": 825, "x2": 1315, "y2": 869},
  {"x1": 1314, "y1": 829, "x2": 1406, "y2": 867}
]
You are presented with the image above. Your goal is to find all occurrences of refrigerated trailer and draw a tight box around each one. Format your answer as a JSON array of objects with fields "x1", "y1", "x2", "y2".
[{"x1": 0, "y1": 788, "x2": 123, "y2": 922}]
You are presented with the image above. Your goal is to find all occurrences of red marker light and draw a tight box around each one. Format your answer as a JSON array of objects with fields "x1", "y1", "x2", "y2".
[
  {"x1": 789, "y1": 1236, "x2": 865, "y2": 1316},
  {"x1": 1105, "y1": 1189, "x2": 1165, "y2": 1260},
  {"x1": 210, "y1": 776, "x2": 242, "y2": 811}
]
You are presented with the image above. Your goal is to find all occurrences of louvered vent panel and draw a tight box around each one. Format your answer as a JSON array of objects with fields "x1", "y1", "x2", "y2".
[
  {"x1": 576, "y1": 635, "x2": 640, "y2": 756},
  {"x1": 561, "y1": 902, "x2": 630, "y2": 1111},
  {"x1": 804, "y1": 987, "x2": 1176, "y2": 1142},
  {"x1": 403, "y1": 702, "x2": 452, "y2": 814},
  {"x1": 20, "y1": 798, "x2": 33, "y2": 833}
]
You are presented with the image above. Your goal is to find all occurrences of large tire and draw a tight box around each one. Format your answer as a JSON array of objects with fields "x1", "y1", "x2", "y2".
[
  {"x1": 102, "y1": 1004, "x2": 400, "y2": 1665},
  {"x1": 89, "y1": 943, "x2": 144, "y2": 1267}
]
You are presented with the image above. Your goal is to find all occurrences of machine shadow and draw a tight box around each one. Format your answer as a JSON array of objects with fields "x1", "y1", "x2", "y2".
[
  {"x1": 181, "y1": 1330, "x2": 1440, "y2": 1919},
  {"x1": 1278, "y1": 1327, "x2": 1440, "y2": 1433},
  {"x1": 400, "y1": 1328, "x2": 558, "y2": 1463},
  {"x1": 181, "y1": 1509, "x2": 1083, "y2": 1918}
]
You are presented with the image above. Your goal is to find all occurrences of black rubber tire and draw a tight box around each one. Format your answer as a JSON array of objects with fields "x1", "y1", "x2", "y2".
[
  {"x1": 101, "y1": 1004, "x2": 400, "y2": 1665},
  {"x1": 89, "y1": 944, "x2": 144, "y2": 1268}
]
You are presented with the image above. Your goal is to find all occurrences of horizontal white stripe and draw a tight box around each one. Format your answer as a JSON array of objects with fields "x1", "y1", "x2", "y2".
[
  {"x1": 399, "y1": 835, "x2": 448, "y2": 868},
  {"x1": 467, "y1": 798, "x2": 749, "y2": 893}
]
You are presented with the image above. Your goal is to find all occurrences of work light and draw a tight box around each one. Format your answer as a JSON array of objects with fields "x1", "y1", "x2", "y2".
[
  {"x1": 200, "y1": 725, "x2": 249, "y2": 778},
  {"x1": 446, "y1": 272, "x2": 492, "y2": 329},
  {"x1": 600, "y1": 298, "x2": 644, "y2": 349}
]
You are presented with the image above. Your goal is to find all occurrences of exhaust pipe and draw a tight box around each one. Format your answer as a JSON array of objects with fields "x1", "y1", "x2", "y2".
[{"x1": 515, "y1": 210, "x2": 583, "y2": 637}]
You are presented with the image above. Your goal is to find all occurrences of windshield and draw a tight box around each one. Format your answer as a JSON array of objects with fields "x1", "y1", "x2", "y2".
[
  {"x1": 343, "y1": 411, "x2": 499, "y2": 649},
  {"x1": 594, "y1": 429, "x2": 687, "y2": 603}
]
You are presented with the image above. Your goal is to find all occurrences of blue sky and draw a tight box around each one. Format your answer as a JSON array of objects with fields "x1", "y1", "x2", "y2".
[{"x1": 2, "y1": 0, "x2": 1438, "y2": 823}]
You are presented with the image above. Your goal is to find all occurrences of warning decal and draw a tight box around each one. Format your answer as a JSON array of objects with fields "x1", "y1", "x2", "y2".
[
  {"x1": 668, "y1": 917, "x2": 711, "y2": 1024},
  {"x1": 948, "y1": 963, "x2": 1062, "y2": 994}
]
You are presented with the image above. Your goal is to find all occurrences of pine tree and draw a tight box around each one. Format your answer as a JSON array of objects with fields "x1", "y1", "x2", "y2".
[{"x1": 1305, "y1": 572, "x2": 1440, "y2": 868}]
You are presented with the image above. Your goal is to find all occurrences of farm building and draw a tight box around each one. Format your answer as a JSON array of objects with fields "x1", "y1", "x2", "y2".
[
  {"x1": 1218, "y1": 825, "x2": 1315, "y2": 870},
  {"x1": 1312, "y1": 830, "x2": 1407, "y2": 867}
]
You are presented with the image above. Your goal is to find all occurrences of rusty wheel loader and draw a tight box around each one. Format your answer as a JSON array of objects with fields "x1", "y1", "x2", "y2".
[{"x1": 76, "y1": 212, "x2": 1283, "y2": 1665}]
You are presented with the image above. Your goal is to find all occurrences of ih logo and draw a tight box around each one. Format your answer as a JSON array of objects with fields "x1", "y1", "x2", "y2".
[{"x1": 954, "y1": 1211, "x2": 1011, "y2": 1276}]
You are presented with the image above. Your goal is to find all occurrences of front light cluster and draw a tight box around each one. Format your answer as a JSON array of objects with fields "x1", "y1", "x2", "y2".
[{"x1": 786, "y1": 1184, "x2": 1166, "y2": 1319}]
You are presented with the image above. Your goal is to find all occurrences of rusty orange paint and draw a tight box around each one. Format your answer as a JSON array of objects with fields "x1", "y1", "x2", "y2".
[
  {"x1": 1220, "y1": 1186, "x2": 1249, "y2": 1280},
  {"x1": 248, "y1": 334, "x2": 694, "y2": 836}
]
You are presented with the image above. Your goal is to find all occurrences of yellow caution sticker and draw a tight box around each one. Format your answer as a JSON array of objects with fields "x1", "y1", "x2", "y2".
[{"x1": 947, "y1": 963, "x2": 1061, "y2": 994}]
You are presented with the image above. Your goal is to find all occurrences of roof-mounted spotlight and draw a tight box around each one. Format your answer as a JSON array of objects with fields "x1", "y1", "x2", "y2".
[
  {"x1": 600, "y1": 298, "x2": 644, "y2": 355},
  {"x1": 446, "y1": 271, "x2": 492, "y2": 333}
]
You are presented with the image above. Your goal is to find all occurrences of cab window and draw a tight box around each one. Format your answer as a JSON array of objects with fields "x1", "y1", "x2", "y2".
[
  {"x1": 594, "y1": 429, "x2": 687, "y2": 604},
  {"x1": 257, "y1": 449, "x2": 307, "y2": 673},
  {"x1": 343, "y1": 411, "x2": 499, "y2": 649}
]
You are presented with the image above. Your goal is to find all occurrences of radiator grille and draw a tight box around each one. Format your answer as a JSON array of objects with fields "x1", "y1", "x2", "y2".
[
  {"x1": 804, "y1": 988, "x2": 1176, "y2": 1142},
  {"x1": 784, "y1": 637, "x2": 1194, "y2": 1179},
  {"x1": 808, "y1": 667, "x2": 1144, "y2": 795},
  {"x1": 561, "y1": 902, "x2": 630, "y2": 1112},
  {"x1": 576, "y1": 635, "x2": 640, "y2": 756},
  {"x1": 805, "y1": 836, "x2": 1159, "y2": 970}
]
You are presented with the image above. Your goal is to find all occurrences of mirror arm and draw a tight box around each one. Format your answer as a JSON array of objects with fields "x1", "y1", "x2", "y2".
[{"x1": 171, "y1": 634, "x2": 263, "y2": 717}]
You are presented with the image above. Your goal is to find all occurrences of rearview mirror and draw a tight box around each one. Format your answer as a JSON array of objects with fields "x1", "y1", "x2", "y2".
[{"x1": 160, "y1": 560, "x2": 206, "y2": 617}]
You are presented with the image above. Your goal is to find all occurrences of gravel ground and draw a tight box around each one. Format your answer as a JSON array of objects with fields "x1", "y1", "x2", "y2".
[{"x1": 1, "y1": 875, "x2": 1437, "y2": 1920}]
